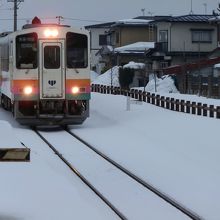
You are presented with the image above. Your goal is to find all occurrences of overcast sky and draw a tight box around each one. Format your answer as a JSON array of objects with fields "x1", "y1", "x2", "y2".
[{"x1": 0, "y1": 0, "x2": 219, "y2": 32}]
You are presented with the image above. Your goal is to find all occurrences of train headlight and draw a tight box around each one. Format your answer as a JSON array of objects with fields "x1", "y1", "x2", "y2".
[
  {"x1": 24, "y1": 86, "x2": 33, "y2": 95},
  {"x1": 44, "y1": 29, "x2": 58, "y2": 37},
  {"x1": 71, "y1": 86, "x2": 80, "y2": 94}
]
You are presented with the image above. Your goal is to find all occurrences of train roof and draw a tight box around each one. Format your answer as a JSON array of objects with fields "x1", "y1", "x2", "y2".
[{"x1": 22, "y1": 23, "x2": 71, "y2": 29}]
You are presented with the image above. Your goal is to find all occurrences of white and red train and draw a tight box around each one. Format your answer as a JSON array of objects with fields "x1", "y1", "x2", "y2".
[{"x1": 0, "y1": 21, "x2": 90, "y2": 125}]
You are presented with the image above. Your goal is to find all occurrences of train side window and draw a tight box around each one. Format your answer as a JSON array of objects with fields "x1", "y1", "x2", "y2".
[
  {"x1": 66, "y1": 32, "x2": 88, "y2": 69},
  {"x1": 16, "y1": 33, "x2": 38, "y2": 69},
  {"x1": 44, "y1": 46, "x2": 60, "y2": 69}
]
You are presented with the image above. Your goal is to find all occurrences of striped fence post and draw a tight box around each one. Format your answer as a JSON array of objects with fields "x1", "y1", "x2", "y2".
[
  {"x1": 94, "y1": 84, "x2": 97, "y2": 92},
  {"x1": 107, "y1": 86, "x2": 110, "y2": 94},
  {"x1": 216, "y1": 106, "x2": 220, "y2": 119},
  {"x1": 91, "y1": 84, "x2": 94, "y2": 92},
  {"x1": 166, "y1": 97, "x2": 170, "y2": 109},
  {"x1": 152, "y1": 94, "x2": 155, "y2": 105},
  {"x1": 156, "y1": 95, "x2": 160, "y2": 106},
  {"x1": 170, "y1": 98, "x2": 175, "y2": 110},
  {"x1": 143, "y1": 91, "x2": 146, "y2": 102},
  {"x1": 180, "y1": 100, "x2": 185, "y2": 112},
  {"x1": 138, "y1": 91, "x2": 143, "y2": 101},
  {"x1": 103, "y1": 85, "x2": 107, "y2": 93},
  {"x1": 130, "y1": 89, "x2": 135, "y2": 98},
  {"x1": 203, "y1": 104, "x2": 207, "y2": 116},
  {"x1": 161, "y1": 96, "x2": 165, "y2": 108},
  {"x1": 176, "y1": 99, "x2": 179, "y2": 111},
  {"x1": 186, "y1": 101, "x2": 191, "y2": 113},
  {"x1": 192, "y1": 102, "x2": 196, "y2": 115},
  {"x1": 197, "y1": 103, "x2": 202, "y2": 116},
  {"x1": 147, "y1": 92, "x2": 150, "y2": 103},
  {"x1": 210, "y1": 105, "x2": 214, "y2": 118},
  {"x1": 134, "y1": 90, "x2": 139, "y2": 99}
]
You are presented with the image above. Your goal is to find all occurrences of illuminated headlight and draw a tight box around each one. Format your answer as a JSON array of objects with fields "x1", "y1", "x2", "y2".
[
  {"x1": 24, "y1": 86, "x2": 33, "y2": 95},
  {"x1": 71, "y1": 86, "x2": 79, "y2": 94},
  {"x1": 44, "y1": 29, "x2": 58, "y2": 37}
]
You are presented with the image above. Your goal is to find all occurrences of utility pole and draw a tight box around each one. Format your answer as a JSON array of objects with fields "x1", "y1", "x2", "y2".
[
  {"x1": 203, "y1": 3, "x2": 207, "y2": 15},
  {"x1": 56, "y1": 16, "x2": 63, "y2": 25},
  {"x1": 189, "y1": 0, "x2": 193, "y2": 14},
  {"x1": 7, "y1": 0, "x2": 24, "y2": 31}
]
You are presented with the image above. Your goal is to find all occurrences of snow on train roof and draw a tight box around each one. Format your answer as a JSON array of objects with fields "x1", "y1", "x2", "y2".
[{"x1": 22, "y1": 23, "x2": 71, "y2": 29}]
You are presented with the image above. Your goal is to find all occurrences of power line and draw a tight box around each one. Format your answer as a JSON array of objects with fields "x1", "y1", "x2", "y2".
[
  {"x1": 0, "y1": 16, "x2": 108, "y2": 23},
  {"x1": 64, "y1": 17, "x2": 108, "y2": 23}
]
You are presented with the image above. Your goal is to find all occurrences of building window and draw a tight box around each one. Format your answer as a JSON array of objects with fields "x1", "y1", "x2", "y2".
[
  {"x1": 159, "y1": 30, "x2": 168, "y2": 42},
  {"x1": 116, "y1": 32, "x2": 119, "y2": 44},
  {"x1": 99, "y1": 35, "x2": 107, "y2": 46},
  {"x1": 191, "y1": 30, "x2": 212, "y2": 43},
  {"x1": 158, "y1": 30, "x2": 168, "y2": 52},
  {"x1": 160, "y1": 61, "x2": 169, "y2": 69}
]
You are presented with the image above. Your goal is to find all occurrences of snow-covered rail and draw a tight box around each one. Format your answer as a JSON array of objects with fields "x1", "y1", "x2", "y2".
[
  {"x1": 34, "y1": 128, "x2": 125, "y2": 220},
  {"x1": 67, "y1": 129, "x2": 203, "y2": 220},
  {"x1": 32, "y1": 127, "x2": 201, "y2": 220}
]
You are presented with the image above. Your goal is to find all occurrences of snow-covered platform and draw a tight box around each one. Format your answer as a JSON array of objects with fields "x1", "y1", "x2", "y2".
[{"x1": 0, "y1": 121, "x2": 30, "y2": 162}]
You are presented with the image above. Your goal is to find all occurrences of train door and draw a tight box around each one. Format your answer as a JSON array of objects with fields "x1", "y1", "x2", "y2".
[{"x1": 39, "y1": 40, "x2": 65, "y2": 99}]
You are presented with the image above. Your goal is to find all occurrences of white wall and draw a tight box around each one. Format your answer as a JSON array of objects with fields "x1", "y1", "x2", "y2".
[
  {"x1": 86, "y1": 27, "x2": 110, "y2": 73},
  {"x1": 157, "y1": 22, "x2": 218, "y2": 52}
]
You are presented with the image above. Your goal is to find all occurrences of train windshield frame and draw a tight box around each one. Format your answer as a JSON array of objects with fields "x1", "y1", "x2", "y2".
[
  {"x1": 66, "y1": 32, "x2": 88, "y2": 69},
  {"x1": 44, "y1": 45, "x2": 60, "y2": 69},
  {"x1": 16, "y1": 32, "x2": 38, "y2": 69}
]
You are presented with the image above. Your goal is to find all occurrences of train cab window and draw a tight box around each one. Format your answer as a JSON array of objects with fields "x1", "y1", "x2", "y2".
[
  {"x1": 66, "y1": 32, "x2": 88, "y2": 68},
  {"x1": 16, "y1": 33, "x2": 38, "y2": 69},
  {"x1": 44, "y1": 46, "x2": 60, "y2": 69}
]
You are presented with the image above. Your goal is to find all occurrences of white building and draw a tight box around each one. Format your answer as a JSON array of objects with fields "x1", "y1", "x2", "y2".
[{"x1": 85, "y1": 22, "x2": 115, "y2": 74}]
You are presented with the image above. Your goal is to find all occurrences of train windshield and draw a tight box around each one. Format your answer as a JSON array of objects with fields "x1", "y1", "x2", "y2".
[
  {"x1": 16, "y1": 32, "x2": 38, "y2": 69},
  {"x1": 44, "y1": 46, "x2": 60, "y2": 69},
  {"x1": 66, "y1": 32, "x2": 88, "y2": 69}
]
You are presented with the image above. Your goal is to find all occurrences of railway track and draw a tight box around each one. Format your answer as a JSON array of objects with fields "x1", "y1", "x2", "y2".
[
  {"x1": 34, "y1": 128, "x2": 126, "y2": 220},
  {"x1": 34, "y1": 127, "x2": 203, "y2": 220},
  {"x1": 66, "y1": 129, "x2": 203, "y2": 220}
]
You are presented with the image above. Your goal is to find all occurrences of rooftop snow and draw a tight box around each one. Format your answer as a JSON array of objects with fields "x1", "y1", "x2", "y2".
[
  {"x1": 114, "y1": 42, "x2": 155, "y2": 53},
  {"x1": 123, "y1": 61, "x2": 145, "y2": 69},
  {"x1": 117, "y1": 18, "x2": 152, "y2": 24}
]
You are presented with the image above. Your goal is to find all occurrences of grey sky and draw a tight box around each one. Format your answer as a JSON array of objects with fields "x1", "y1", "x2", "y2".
[{"x1": 0, "y1": 0, "x2": 219, "y2": 32}]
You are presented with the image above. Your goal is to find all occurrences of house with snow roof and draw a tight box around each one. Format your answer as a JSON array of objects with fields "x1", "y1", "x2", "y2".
[
  {"x1": 86, "y1": 15, "x2": 218, "y2": 74},
  {"x1": 108, "y1": 18, "x2": 156, "y2": 48},
  {"x1": 86, "y1": 18, "x2": 157, "y2": 73},
  {"x1": 85, "y1": 22, "x2": 115, "y2": 73},
  {"x1": 149, "y1": 14, "x2": 218, "y2": 67}
]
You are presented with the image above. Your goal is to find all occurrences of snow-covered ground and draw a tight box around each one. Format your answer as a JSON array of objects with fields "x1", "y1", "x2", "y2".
[
  {"x1": 1, "y1": 67, "x2": 220, "y2": 219},
  {"x1": 72, "y1": 92, "x2": 220, "y2": 220}
]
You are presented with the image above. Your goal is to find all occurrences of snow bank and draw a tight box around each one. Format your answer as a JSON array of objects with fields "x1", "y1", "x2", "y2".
[
  {"x1": 92, "y1": 66, "x2": 120, "y2": 87},
  {"x1": 0, "y1": 120, "x2": 23, "y2": 148},
  {"x1": 90, "y1": 70, "x2": 99, "y2": 82},
  {"x1": 145, "y1": 75, "x2": 179, "y2": 93},
  {"x1": 123, "y1": 61, "x2": 145, "y2": 69},
  {"x1": 92, "y1": 64, "x2": 179, "y2": 94}
]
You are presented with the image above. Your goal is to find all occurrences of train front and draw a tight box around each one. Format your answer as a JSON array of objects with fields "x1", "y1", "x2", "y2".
[{"x1": 13, "y1": 24, "x2": 90, "y2": 125}]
